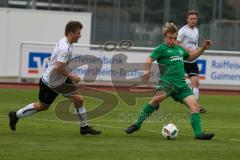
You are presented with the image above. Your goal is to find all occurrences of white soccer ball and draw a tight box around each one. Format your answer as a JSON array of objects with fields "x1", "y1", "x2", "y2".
[{"x1": 161, "y1": 123, "x2": 178, "y2": 140}]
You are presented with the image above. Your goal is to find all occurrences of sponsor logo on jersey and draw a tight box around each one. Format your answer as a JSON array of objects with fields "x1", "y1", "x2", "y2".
[{"x1": 170, "y1": 56, "x2": 183, "y2": 62}]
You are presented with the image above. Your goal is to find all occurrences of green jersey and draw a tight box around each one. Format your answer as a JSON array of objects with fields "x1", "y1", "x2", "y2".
[
  {"x1": 150, "y1": 43, "x2": 193, "y2": 102},
  {"x1": 150, "y1": 43, "x2": 190, "y2": 81}
]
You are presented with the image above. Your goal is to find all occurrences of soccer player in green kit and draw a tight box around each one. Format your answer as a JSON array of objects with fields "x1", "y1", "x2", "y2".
[{"x1": 125, "y1": 22, "x2": 214, "y2": 140}]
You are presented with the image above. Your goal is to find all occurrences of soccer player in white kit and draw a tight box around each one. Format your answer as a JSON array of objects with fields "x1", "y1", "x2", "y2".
[
  {"x1": 8, "y1": 21, "x2": 101, "y2": 135},
  {"x1": 177, "y1": 10, "x2": 206, "y2": 113}
]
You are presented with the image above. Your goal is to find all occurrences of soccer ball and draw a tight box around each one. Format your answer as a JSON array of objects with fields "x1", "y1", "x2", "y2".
[{"x1": 161, "y1": 123, "x2": 178, "y2": 140}]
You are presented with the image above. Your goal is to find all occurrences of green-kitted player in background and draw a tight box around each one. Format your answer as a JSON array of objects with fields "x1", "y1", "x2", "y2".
[{"x1": 125, "y1": 22, "x2": 214, "y2": 140}]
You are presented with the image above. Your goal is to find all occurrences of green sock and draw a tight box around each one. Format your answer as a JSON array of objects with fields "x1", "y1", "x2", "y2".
[
  {"x1": 190, "y1": 113, "x2": 202, "y2": 137},
  {"x1": 135, "y1": 103, "x2": 154, "y2": 129}
]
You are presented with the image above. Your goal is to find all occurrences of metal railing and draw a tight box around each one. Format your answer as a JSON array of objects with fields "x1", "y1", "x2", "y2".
[{"x1": 2, "y1": 0, "x2": 240, "y2": 51}]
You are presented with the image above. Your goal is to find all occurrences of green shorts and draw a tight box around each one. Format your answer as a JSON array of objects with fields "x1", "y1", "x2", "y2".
[{"x1": 156, "y1": 79, "x2": 193, "y2": 103}]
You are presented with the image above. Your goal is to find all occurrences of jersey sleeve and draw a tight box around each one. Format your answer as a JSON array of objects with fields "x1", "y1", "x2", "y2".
[
  {"x1": 57, "y1": 49, "x2": 70, "y2": 63},
  {"x1": 149, "y1": 45, "x2": 164, "y2": 60},
  {"x1": 183, "y1": 49, "x2": 190, "y2": 60},
  {"x1": 177, "y1": 28, "x2": 184, "y2": 42}
]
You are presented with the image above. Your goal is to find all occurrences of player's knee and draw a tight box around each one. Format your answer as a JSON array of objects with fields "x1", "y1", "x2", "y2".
[
  {"x1": 152, "y1": 95, "x2": 162, "y2": 104},
  {"x1": 192, "y1": 107, "x2": 200, "y2": 113},
  {"x1": 35, "y1": 103, "x2": 50, "y2": 111},
  {"x1": 192, "y1": 79, "x2": 199, "y2": 87},
  {"x1": 73, "y1": 95, "x2": 83, "y2": 107},
  {"x1": 190, "y1": 102, "x2": 200, "y2": 112},
  {"x1": 193, "y1": 82, "x2": 199, "y2": 88}
]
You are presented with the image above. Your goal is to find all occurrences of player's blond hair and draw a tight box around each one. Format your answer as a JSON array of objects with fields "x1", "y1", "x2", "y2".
[{"x1": 163, "y1": 22, "x2": 178, "y2": 37}]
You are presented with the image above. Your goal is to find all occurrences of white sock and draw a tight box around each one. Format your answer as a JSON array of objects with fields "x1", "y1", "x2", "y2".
[
  {"x1": 16, "y1": 103, "x2": 37, "y2": 118},
  {"x1": 192, "y1": 87, "x2": 199, "y2": 101},
  {"x1": 76, "y1": 106, "x2": 88, "y2": 127}
]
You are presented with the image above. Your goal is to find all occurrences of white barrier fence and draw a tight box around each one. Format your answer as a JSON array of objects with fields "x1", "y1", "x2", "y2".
[{"x1": 20, "y1": 42, "x2": 240, "y2": 89}]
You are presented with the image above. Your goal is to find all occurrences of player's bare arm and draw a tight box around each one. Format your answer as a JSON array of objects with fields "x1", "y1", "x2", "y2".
[
  {"x1": 141, "y1": 57, "x2": 154, "y2": 83},
  {"x1": 56, "y1": 61, "x2": 80, "y2": 83},
  {"x1": 188, "y1": 39, "x2": 212, "y2": 61}
]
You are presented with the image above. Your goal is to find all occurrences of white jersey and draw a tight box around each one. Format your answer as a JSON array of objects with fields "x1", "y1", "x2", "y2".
[
  {"x1": 42, "y1": 37, "x2": 73, "y2": 87},
  {"x1": 177, "y1": 25, "x2": 199, "y2": 63}
]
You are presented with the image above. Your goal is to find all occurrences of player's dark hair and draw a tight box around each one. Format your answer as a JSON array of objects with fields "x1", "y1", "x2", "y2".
[
  {"x1": 65, "y1": 21, "x2": 83, "y2": 36},
  {"x1": 186, "y1": 10, "x2": 199, "y2": 18}
]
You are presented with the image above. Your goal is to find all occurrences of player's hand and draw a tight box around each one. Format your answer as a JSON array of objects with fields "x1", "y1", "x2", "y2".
[
  {"x1": 69, "y1": 74, "x2": 81, "y2": 84},
  {"x1": 202, "y1": 39, "x2": 212, "y2": 50},
  {"x1": 141, "y1": 70, "x2": 150, "y2": 84}
]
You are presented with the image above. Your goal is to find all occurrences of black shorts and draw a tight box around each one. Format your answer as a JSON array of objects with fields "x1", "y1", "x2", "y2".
[
  {"x1": 184, "y1": 61, "x2": 199, "y2": 78},
  {"x1": 39, "y1": 78, "x2": 79, "y2": 105},
  {"x1": 39, "y1": 79, "x2": 59, "y2": 105}
]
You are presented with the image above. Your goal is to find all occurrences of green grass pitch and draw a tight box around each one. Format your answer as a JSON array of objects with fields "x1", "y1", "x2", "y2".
[{"x1": 0, "y1": 87, "x2": 240, "y2": 160}]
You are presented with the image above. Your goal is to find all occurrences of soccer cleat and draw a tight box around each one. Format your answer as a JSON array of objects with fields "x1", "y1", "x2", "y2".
[
  {"x1": 8, "y1": 111, "x2": 19, "y2": 131},
  {"x1": 80, "y1": 126, "x2": 101, "y2": 135},
  {"x1": 125, "y1": 124, "x2": 139, "y2": 134},
  {"x1": 195, "y1": 132, "x2": 215, "y2": 140},
  {"x1": 199, "y1": 106, "x2": 207, "y2": 113}
]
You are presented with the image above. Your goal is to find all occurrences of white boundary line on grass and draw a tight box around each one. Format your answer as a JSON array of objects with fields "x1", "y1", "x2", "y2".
[
  {"x1": 1, "y1": 115, "x2": 240, "y2": 142},
  {"x1": 29, "y1": 117, "x2": 240, "y2": 142}
]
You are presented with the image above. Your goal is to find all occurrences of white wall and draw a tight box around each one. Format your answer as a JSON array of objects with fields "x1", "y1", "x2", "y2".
[
  {"x1": 0, "y1": 8, "x2": 92, "y2": 77},
  {"x1": 0, "y1": 9, "x2": 8, "y2": 76}
]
